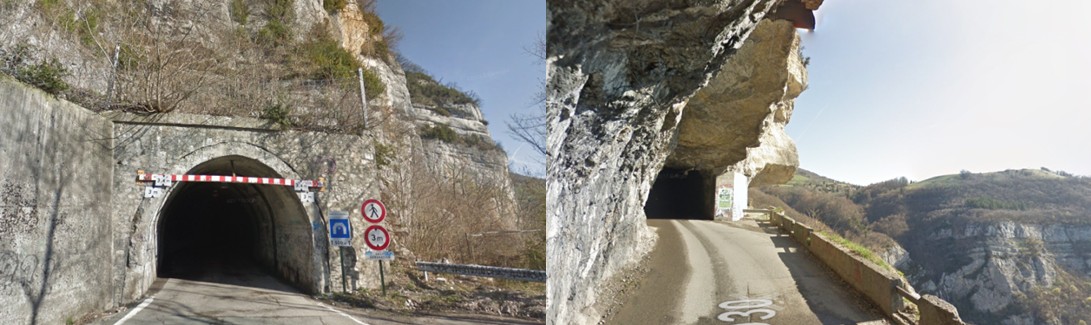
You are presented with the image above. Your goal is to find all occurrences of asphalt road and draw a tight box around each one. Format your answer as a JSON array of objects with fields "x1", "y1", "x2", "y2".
[
  {"x1": 609, "y1": 218, "x2": 889, "y2": 325},
  {"x1": 95, "y1": 266, "x2": 537, "y2": 325}
]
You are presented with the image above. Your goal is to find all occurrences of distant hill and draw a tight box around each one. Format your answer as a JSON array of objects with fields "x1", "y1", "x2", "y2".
[
  {"x1": 755, "y1": 167, "x2": 1091, "y2": 325},
  {"x1": 784, "y1": 168, "x2": 861, "y2": 196}
]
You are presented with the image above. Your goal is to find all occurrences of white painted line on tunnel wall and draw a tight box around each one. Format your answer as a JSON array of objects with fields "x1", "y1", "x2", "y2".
[
  {"x1": 316, "y1": 301, "x2": 370, "y2": 325},
  {"x1": 113, "y1": 296, "x2": 155, "y2": 325}
]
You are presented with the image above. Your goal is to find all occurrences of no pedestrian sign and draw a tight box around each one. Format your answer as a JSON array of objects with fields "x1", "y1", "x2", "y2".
[{"x1": 361, "y1": 199, "x2": 386, "y2": 223}]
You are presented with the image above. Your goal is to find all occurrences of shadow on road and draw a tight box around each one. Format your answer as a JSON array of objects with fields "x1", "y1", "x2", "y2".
[{"x1": 756, "y1": 219, "x2": 888, "y2": 324}]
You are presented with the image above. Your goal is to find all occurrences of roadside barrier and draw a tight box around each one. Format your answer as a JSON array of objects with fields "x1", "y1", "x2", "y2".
[
  {"x1": 416, "y1": 261, "x2": 546, "y2": 283},
  {"x1": 748, "y1": 208, "x2": 966, "y2": 325}
]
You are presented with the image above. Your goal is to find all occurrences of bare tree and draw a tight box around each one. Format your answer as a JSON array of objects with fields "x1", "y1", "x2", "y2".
[{"x1": 507, "y1": 32, "x2": 547, "y2": 158}]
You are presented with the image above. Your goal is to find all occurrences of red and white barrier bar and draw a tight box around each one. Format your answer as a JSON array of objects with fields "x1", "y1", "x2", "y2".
[{"x1": 136, "y1": 172, "x2": 323, "y2": 190}]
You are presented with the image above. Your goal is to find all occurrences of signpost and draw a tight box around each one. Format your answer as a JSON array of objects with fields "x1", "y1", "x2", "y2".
[
  {"x1": 364, "y1": 225, "x2": 390, "y2": 250},
  {"x1": 329, "y1": 211, "x2": 352, "y2": 247},
  {"x1": 328, "y1": 211, "x2": 352, "y2": 292},
  {"x1": 361, "y1": 199, "x2": 386, "y2": 223},
  {"x1": 361, "y1": 199, "x2": 391, "y2": 295}
]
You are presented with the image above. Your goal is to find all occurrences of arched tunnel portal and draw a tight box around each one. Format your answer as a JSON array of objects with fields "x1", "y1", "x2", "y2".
[
  {"x1": 156, "y1": 155, "x2": 320, "y2": 293},
  {"x1": 644, "y1": 167, "x2": 717, "y2": 220}
]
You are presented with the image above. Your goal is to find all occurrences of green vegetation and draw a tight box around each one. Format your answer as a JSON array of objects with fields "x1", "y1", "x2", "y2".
[
  {"x1": 418, "y1": 124, "x2": 503, "y2": 153},
  {"x1": 302, "y1": 38, "x2": 358, "y2": 80},
  {"x1": 419, "y1": 124, "x2": 458, "y2": 142},
  {"x1": 230, "y1": 0, "x2": 248, "y2": 25},
  {"x1": 964, "y1": 196, "x2": 1027, "y2": 210},
  {"x1": 36, "y1": 0, "x2": 101, "y2": 47},
  {"x1": 2, "y1": 44, "x2": 69, "y2": 95},
  {"x1": 17, "y1": 58, "x2": 69, "y2": 95},
  {"x1": 258, "y1": 0, "x2": 294, "y2": 46},
  {"x1": 405, "y1": 70, "x2": 480, "y2": 108},
  {"x1": 818, "y1": 230, "x2": 897, "y2": 273},
  {"x1": 373, "y1": 140, "x2": 394, "y2": 169},
  {"x1": 299, "y1": 33, "x2": 385, "y2": 99},
  {"x1": 323, "y1": 0, "x2": 347, "y2": 14},
  {"x1": 261, "y1": 102, "x2": 292, "y2": 127}
]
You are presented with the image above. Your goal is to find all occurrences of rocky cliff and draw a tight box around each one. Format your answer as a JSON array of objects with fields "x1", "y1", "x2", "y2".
[
  {"x1": 908, "y1": 220, "x2": 1091, "y2": 325},
  {"x1": 546, "y1": 0, "x2": 814, "y2": 323}
]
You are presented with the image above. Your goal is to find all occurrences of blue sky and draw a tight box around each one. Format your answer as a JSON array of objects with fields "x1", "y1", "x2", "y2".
[
  {"x1": 376, "y1": 0, "x2": 545, "y2": 177},
  {"x1": 789, "y1": 0, "x2": 1091, "y2": 185}
]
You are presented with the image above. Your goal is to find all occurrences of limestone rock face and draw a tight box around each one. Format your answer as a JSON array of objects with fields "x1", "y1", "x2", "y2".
[
  {"x1": 910, "y1": 221, "x2": 1091, "y2": 325},
  {"x1": 665, "y1": 19, "x2": 803, "y2": 184},
  {"x1": 546, "y1": 1, "x2": 799, "y2": 323}
]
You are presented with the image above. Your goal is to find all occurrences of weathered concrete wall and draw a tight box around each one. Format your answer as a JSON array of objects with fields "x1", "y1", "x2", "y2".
[
  {"x1": 769, "y1": 211, "x2": 967, "y2": 324},
  {"x1": 919, "y1": 294, "x2": 967, "y2": 325},
  {"x1": 0, "y1": 75, "x2": 115, "y2": 325},
  {"x1": 105, "y1": 112, "x2": 381, "y2": 302}
]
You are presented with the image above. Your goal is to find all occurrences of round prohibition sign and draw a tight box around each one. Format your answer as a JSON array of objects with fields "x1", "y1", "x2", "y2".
[
  {"x1": 364, "y1": 225, "x2": 390, "y2": 251},
  {"x1": 361, "y1": 199, "x2": 387, "y2": 223}
]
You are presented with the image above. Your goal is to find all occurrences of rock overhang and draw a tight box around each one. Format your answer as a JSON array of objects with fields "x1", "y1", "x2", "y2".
[{"x1": 664, "y1": 19, "x2": 804, "y2": 183}]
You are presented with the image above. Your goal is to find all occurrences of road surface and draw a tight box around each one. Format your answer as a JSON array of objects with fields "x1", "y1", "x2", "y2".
[
  {"x1": 95, "y1": 265, "x2": 538, "y2": 325},
  {"x1": 609, "y1": 218, "x2": 889, "y2": 325}
]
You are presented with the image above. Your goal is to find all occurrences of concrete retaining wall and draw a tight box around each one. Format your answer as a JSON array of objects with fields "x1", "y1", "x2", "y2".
[
  {"x1": 807, "y1": 231, "x2": 903, "y2": 315},
  {"x1": 768, "y1": 211, "x2": 966, "y2": 325},
  {"x1": 0, "y1": 75, "x2": 116, "y2": 325}
]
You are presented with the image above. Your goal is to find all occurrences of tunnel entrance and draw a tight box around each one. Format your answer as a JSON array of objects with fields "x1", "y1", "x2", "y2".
[
  {"x1": 156, "y1": 156, "x2": 318, "y2": 293},
  {"x1": 644, "y1": 168, "x2": 715, "y2": 220}
]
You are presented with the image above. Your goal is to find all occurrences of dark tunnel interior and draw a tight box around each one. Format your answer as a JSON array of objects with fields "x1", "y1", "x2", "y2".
[
  {"x1": 644, "y1": 168, "x2": 714, "y2": 220},
  {"x1": 157, "y1": 182, "x2": 264, "y2": 279}
]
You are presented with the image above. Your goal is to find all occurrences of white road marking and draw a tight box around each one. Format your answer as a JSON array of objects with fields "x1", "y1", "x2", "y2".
[
  {"x1": 316, "y1": 301, "x2": 370, "y2": 325},
  {"x1": 114, "y1": 297, "x2": 155, "y2": 325}
]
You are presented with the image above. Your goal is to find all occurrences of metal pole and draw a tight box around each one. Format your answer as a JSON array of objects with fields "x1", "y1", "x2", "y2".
[
  {"x1": 357, "y1": 67, "x2": 369, "y2": 132},
  {"x1": 339, "y1": 247, "x2": 347, "y2": 292},
  {"x1": 105, "y1": 44, "x2": 120, "y2": 109},
  {"x1": 379, "y1": 260, "x2": 386, "y2": 296}
]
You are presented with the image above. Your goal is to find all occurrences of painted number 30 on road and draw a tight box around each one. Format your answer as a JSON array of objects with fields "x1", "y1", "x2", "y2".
[{"x1": 717, "y1": 299, "x2": 777, "y2": 324}]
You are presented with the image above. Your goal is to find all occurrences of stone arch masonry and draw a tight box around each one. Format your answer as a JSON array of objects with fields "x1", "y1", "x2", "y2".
[{"x1": 0, "y1": 75, "x2": 379, "y2": 325}]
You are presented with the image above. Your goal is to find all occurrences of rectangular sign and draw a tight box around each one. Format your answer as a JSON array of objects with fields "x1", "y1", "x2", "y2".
[
  {"x1": 365, "y1": 250, "x2": 395, "y2": 261},
  {"x1": 329, "y1": 211, "x2": 352, "y2": 247}
]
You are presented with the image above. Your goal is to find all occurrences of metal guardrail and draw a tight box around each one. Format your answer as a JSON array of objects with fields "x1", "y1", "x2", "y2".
[{"x1": 416, "y1": 262, "x2": 546, "y2": 283}]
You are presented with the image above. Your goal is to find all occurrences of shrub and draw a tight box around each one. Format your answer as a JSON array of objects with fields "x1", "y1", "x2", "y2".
[
  {"x1": 230, "y1": 0, "x2": 248, "y2": 25},
  {"x1": 299, "y1": 35, "x2": 385, "y2": 99},
  {"x1": 303, "y1": 38, "x2": 358, "y2": 80},
  {"x1": 258, "y1": 20, "x2": 291, "y2": 46},
  {"x1": 419, "y1": 124, "x2": 458, "y2": 143},
  {"x1": 258, "y1": 0, "x2": 294, "y2": 46},
  {"x1": 3, "y1": 45, "x2": 69, "y2": 95},
  {"x1": 17, "y1": 58, "x2": 69, "y2": 95},
  {"x1": 36, "y1": 1, "x2": 99, "y2": 47},
  {"x1": 405, "y1": 70, "x2": 480, "y2": 107},
  {"x1": 261, "y1": 102, "x2": 292, "y2": 127},
  {"x1": 373, "y1": 140, "x2": 394, "y2": 169},
  {"x1": 361, "y1": 67, "x2": 385, "y2": 100},
  {"x1": 323, "y1": 0, "x2": 347, "y2": 14}
]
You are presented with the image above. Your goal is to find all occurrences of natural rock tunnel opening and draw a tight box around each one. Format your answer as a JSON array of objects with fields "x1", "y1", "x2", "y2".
[
  {"x1": 156, "y1": 156, "x2": 318, "y2": 293},
  {"x1": 644, "y1": 168, "x2": 715, "y2": 220}
]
